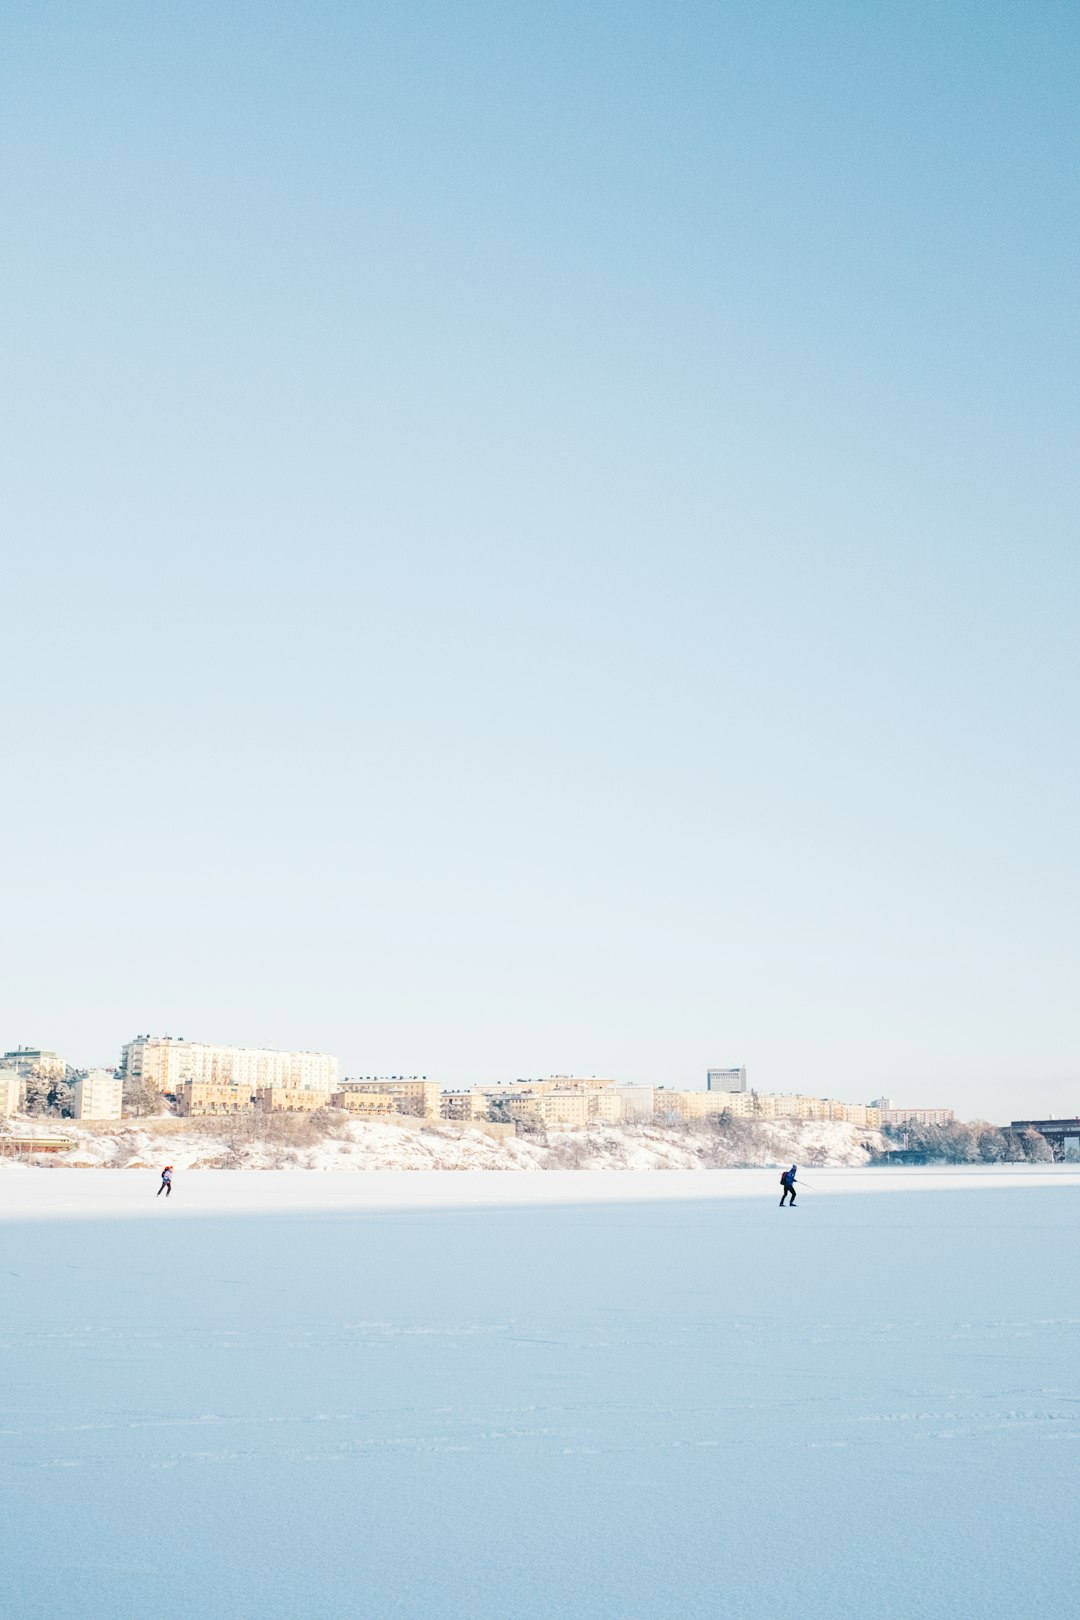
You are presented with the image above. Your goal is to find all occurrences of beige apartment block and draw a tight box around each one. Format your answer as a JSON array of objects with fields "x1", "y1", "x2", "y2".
[
  {"x1": 654, "y1": 1088, "x2": 755, "y2": 1119},
  {"x1": 337, "y1": 1080, "x2": 440, "y2": 1119},
  {"x1": 760, "y1": 1096, "x2": 885, "y2": 1127},
  {"x1": 614, "y1": 1086, "x2": 655, "y2": 1121},
  {"x1": 838, "y1": 1103, "x2": 884, "y2": 1127},
  {"x1": 537, "y1": 1076, "x2": 619, "y2": 1092},
  {"x1": 331, "y1": 1089, "x2": 396, "y2": 1117},
  {"x1": 653, "y1": 1090, "x2": 731, "y2": 1121},
  {"x1": 0, "y1": 1068, "x2": 23, "y2": 1116},
  {"x1": 761, "y1": 1094, "x2": 823, "y2": 1120},
  {"x1": 2, "y1": 1047, "x2": 67, "y2": 1080},
  {"x1": 650, "y1": 1090, "x2": 884, "y2": 1128},
  {"x1": 451, "y1": 1081, "x2": 648, "y2": 1130},
  {"x1": 586, "y1": 1090, "x2": 624, "y2": 1125},
  {"x1": 480, "y1": 1076, "x2": 619, "y2": 1098},
  {"x1": 710, "y1": 1090, "x2": 757, "y2": 1118},
  {"x1": 508, "y1": 1091, "x2": 592, "y2": 1129},
  {"x1": 178, "y1": 1082, "x2": 253, "y2": 1117},
  {"x1": 71, "y1": 1070, "x2": 123, "y2": 1122},
  {"x1": 254, "y1": 1087, "x2": 328, "y2": 1113},
  {"x1": 440, "y1": 1090, "x2": 489, "y2": 1121},
  {"x1": 122, "y1": 1036, "x2": 337, "y2": 1096},
  {"x1": 874, "y1": 1106, "x2": 955, "y2": 1127}
]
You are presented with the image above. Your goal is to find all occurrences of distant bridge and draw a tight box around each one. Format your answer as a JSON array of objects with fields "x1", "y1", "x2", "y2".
[{"x1": 1010, "y1": 1119, "x2": 1080, "y2": 1161}]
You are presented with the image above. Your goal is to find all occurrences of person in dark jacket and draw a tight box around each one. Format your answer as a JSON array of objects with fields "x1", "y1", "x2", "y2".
[
  {"x1": 779, "y1": 1165, "x2": 797, "y2": 1206},
  {"x1": 157, "y1": 1165, "x2": 173, "y2": 1198}
]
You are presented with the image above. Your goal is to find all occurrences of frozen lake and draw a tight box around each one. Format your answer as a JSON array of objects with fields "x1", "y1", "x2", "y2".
[{"x1": 2, "y1": 1168, "x2": 1078, "y2": 1618}]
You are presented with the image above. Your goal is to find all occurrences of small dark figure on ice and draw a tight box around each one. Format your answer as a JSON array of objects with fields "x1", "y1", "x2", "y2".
[
  {"x1": 779, "y1": 1165, "x2": 797, "y2": 1206},
  {"x1": 157, "y1": 1166, "x2": 173, "y2": 1198}
]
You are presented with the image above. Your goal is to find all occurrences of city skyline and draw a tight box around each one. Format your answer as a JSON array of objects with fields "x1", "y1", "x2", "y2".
[
  {"x1": 0, "y1": 1028, "x2": 1045, "y2": 1124},
  {"x1": 5, "y1": 1019, "x2": 1074, "y2": 1113},
  {"x1": 2, "y1": 3, "x2": 1077, "y2": 1125}
]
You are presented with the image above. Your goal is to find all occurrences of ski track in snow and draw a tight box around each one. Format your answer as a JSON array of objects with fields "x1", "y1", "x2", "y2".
[{"x1": 0, "y1": 1169, "x2": 1078, "y2": 1619}]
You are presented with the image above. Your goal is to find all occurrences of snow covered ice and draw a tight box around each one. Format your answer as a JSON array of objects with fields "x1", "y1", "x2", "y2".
[{"x1": 1, "y1": 1167, "x2": 1078, "y2": 1619}]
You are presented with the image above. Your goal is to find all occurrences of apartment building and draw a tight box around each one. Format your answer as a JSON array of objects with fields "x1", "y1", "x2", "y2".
[
  {"x1": 335, "y1": 1080, "x2": 440, "y2": 1119},
  {"x1": 871, "y1": 1102, "x2": 956, "y2": 1127},
  {"x1": 2, "y1": 1047, "x2": 67, "y2": 1080},
  {"x1": 177, "y1": 1081, "x2": 338, "y2": 1116},
  {"x1": 0, "y1": 1068, "x2": 22, "y2": 1116},
  {"x1": 614, "y1": 1085, "x2": 655, "y2": 1121},
  {"x1": 70, "y1": 1070, "x2": 123, "y2": 1122},
  {"x1": 254, "y1": 1087, "x2": 329, "y2": 1113},
  {"x1": 654, "y1": 1090, "x2": 884, "y2": 1128},
  {"x1": 654, "y1": 1089, "x2": 734, "y2": 1121},
  {"x1": 178, "y1": 1082, "x2": 254, "y2": 1117},
  {"x1": 440, "y1": 1090, "x2": 489, "y2": 1122},
  {"x1": 537, "y1": 1076, "x2": 620, "y2": 1092},
  {"x1": 331, "y1": 1089, "x2": 396, "y2": 1117},
  {"x1": 507, "y1": 1091, "x2": 592, "y2": 1129},
  {"x1": 707, "y1": 1067, "x2": 747, "y2": 1092},
  {"x1": 121, "y1": 1036, "x2": 337, "y2": 1096},
  {"x1": 487, "y1": 1083, "x2": 637, "y2": 1129},
  {"x1": 441, "y1": 1078, "x2": 895, "y2": 1134}
]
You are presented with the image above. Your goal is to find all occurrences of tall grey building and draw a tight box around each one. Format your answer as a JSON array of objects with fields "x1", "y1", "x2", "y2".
[{"x1": 707, "y1": 1066, "x2": 747, "y2": 1092}]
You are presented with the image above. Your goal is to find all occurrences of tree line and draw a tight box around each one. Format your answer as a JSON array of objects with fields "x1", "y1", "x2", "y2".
[{"x1": 874, "y1": 1120, "x2": 1054, "y2": 1163}]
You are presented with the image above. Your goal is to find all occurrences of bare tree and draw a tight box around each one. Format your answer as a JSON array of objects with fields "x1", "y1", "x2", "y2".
[{"x1": 122, "y1": 1077, "x2": 163, "y2": 1118}]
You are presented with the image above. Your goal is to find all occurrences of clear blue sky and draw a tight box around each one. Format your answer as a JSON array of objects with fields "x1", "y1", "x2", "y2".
[{"x1": 2, "y1": 2, "x2": 1077, "y2": 1121}]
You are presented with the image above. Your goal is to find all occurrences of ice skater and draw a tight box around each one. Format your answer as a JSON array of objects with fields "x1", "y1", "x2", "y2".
[
  {"x1": 779, "y1": 1165, "x2": 797, "y2": 1207},
  {"x1": 157, "y1": 1165, "x2": 173, "y2": 1198}
]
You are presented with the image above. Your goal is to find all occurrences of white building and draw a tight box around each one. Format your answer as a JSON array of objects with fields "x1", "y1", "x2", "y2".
[
  {"x1": 71, "y1": 1070, "x2": 123, "y2": 1121},
  {"x1": 3, "y1": 1047, "x2": 67, "y2": 1080},
  {"x1": 0, "y1": 1068, "x2": 23, "y2": 1116},
  {"x1": 707, "y1": 1067, "x2": 747, "y2": 1092},
  {"x1": 120, "y1": 1036, "x2": 337, "y2": 1096},
  {"x1": 871, "y1": 1101, "x2": 956, "y2": 1127},
  {"x1": 614, "y1": 1086, "x2": 655, "y2": 1121}
]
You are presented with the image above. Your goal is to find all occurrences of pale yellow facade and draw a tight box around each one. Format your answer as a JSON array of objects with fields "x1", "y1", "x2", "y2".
[
  {"x1": 336, "y1": 1080, "x2": 440, "y2": 1119},
  {"x1": 587, "y1": 1090, "x2": 624, "y2": 1124},
  {"x1": 0, "y1": 1069, "x2": 23, "y2": 1116},
  {"x1": 614, "y1": 1086, "x2": 655, "y2": 1121},
  {"x1": 331, "y1": 1089, "x2": 396, "y2": 1117},
  {"x1": 876, "y1": 1106, "x2": 955, "y2": 1127},
  {"x1": 534, "y1": 1076, "x2": 620, "y2": 1092},
  {"x1": 440, "y1": 1091, "x2": 489, "y2": 1121},
  {"x1": 177, "y1": 1081, "x2": 333, "y2": 1116},
  {"x1": 122, "y1": 1037, "x2": 337, "y2": 1096},
  {"x1": 254, "y1": 1087, "x2": 329, "y2": 1113},
  {"x1": 508, "y1": 1092, "x2": 592, "y2": 1128},
  {"x1": 71, "y1": 1070, "x2": 123, "y2": 1121},
  {"x1": 654, "y1": 1090, "x2": 883, "y2": 1128},
  {"x1": 3, "y1": 1047, "x2": 67, "y2": 1080},
  {"x1": 653, "y1": 1089, "x2": 733, "y2": 1121},
  {"x1": 443, "y1": 1080, "x2": 887, "y2": 1132},
  {"x1": 503, "y1": 1088, "x2": 626, "y2": 1128},
  {"x1": 178, "y1": 1082, "x2": 254, "y2": 1116}
]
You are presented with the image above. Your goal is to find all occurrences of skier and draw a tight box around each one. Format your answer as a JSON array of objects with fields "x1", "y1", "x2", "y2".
[
  {"x1": 157, "y1": 1165, "x2": 173, "y2": 1198},
  {"x1": 779, "y1": 1164, "x2": 797, "y2": 1207}
]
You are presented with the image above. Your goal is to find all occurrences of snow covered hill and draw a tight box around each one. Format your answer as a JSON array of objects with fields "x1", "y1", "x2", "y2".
[{"x1": 0, "y1": 1111, "x2": 880, "y2": 1171}]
